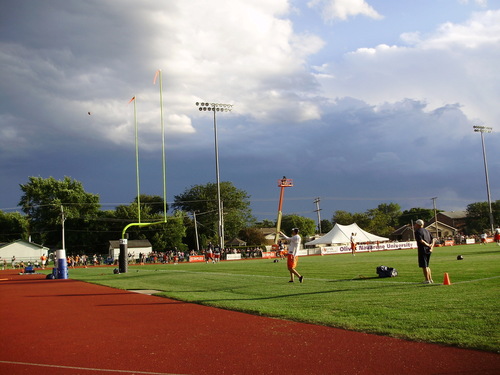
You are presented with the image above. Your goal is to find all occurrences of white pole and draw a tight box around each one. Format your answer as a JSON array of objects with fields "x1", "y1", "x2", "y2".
[{"x1": 60, "y1": 205, "x2": 65, "y2": 250}]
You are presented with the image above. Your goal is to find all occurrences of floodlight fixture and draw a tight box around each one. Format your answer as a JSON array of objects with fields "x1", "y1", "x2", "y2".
[{"x1": 473, "y1": 125, "x2": 492, "y2": 133}]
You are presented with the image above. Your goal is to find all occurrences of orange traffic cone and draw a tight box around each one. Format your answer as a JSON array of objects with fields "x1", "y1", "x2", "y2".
[{"x1": 443, "y1": 273, "x2": 451, "y2": 285}]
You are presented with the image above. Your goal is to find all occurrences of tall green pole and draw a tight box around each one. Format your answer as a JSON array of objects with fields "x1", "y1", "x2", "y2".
[
  {"x1": 156, "y1": 69, "x2": 167, "y2": 222},
  {"x1": 133, "y1": 96, "x2": 141, "y2": 223}
]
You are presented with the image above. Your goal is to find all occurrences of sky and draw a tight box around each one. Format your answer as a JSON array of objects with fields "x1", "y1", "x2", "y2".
[{"x1": 1, "y1": 0, "x2": 499, "y2": 225}]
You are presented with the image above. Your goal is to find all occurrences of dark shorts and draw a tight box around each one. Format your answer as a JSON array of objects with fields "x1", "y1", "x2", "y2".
[{"x1": 418, "y1": 249, "x2": 431, "y2": 268}]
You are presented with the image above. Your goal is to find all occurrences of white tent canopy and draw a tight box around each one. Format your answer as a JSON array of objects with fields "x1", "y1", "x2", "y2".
[{"x1": 306, "y1": 223, "x2": 389, "y2": 246}]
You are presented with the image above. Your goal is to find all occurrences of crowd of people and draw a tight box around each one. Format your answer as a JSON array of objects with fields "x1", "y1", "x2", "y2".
[
  {"x1": 65, "y1": 254, "x2": 105, "y2": 267},
  {"x1": 451, "y1": 229, "x2": 500, "y2": 245},
  {"x1": 135, "y1": 246, "x2": 266, "y2": 264},
  {"x1": 4, "y1": 226, "x2": 499, "y2": 271}
]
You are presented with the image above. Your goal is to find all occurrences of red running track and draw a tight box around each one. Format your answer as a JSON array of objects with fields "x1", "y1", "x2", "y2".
[{"x1": 0, "y1": 270, "x2": 498, "y2": 375}]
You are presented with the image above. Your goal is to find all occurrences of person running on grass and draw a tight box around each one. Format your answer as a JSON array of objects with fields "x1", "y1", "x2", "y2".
[{"x1": 280, "y1": 228, "x2": 304, "y2": 283}]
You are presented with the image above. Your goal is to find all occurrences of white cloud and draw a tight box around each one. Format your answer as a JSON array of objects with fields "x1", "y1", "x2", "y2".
[
  {"x1": 307, "y1": 0, "x2": 382, "y2": 21},
  {"x1": 458, "y1": 0, "x2": 488, "y2": 7},
  {"x1": 414, "y1": 10, "x2": 500, "y2": 49},
  {"x1": 0, "y1": 0, "x2": 498, "y2": 216},
  {"x1": 317, "y1": 9, "x2": 500, "y2": 126},
  {"x1": 0, "y1": 0, "x2": 327, "y2": 154}
]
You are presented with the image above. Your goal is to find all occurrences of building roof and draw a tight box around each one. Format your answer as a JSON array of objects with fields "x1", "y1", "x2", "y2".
[
  {"x1": 226, "y1": 237, "x2": 247, "y2": 246},
  {"x1": 425, "y1": 221, "x2": 457, "y2": 231},
  {"x1": 108, "y1": 240, "x2": 152, "y2": 249},
  {"x1": 439, "y1": 211, "x2": 467, "y2": 219},
  {"x1": 255, "y1": 228, "x2": 277, "y2": 236},
  {"x1": 0, "y1": 239, "x2": 49, "y2": 250},
  {"x1": 391, "y1": 224, "x2": 413, "y2": 236}
]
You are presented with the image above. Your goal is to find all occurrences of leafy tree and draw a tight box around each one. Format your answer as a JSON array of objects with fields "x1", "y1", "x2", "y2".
[
  {"x1": 332, "y1": 211, "x2": 370, "y2": 228},
  {"x1": 255, "y1": 219, "x2": 275, "y2": 228},
  {"x1": 0, "y1": 211, "x2": 29, "y2": 242},
  {"x1": 365, "y1": 203, "x2": 402, "y2": 236},
  {"x1": 333, "y1": 204, "x2": 401, "y2": 237},
  {"x1": 280, "y1": 214, "x2": 316, "y2": 237},
  {"x1": 113, "y1": 197, "x2": 187, "y2": 252},
  {"x1": 146, "y1": 211, "x2": 187, "y2": 251},
  {"x1": 135, "y1": 194, "x2": 168, "y2": 215},
  {"x1": 466, "y1": 200, "x2": 499, "y2": 234},
  {"x1": 173, "y1": 182, "x2": 254, "y2": 245},
  {"x1": 18, "y1": 176, "x2": 100, "y2": 247},
  {"x1": 319, "y1": 219, "x2": 333, "y2": 234},
  {"x1": 398, "y1": 208, "x2": 435, "y2": 227},
  {"x1": 332, "y1": 210, "x2": 354, "y2": 225},
  {"x1": 351, "y1": 212, "x2": 371, "y2": 228},
  {"x1": 64, "y1": 211, "x2": 123, "y2": 254},
  {"x1": 238, "y1": 227, "x2": 267, "y2": 246}
]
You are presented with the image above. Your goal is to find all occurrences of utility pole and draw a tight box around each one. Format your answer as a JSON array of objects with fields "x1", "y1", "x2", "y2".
[
  {"x1": 431, "y1": 197, "x2": 438, "y2": 239},
  {"x1": 192, "y1": 211, "x2": 200, "y2": 253},
  {"x1": 60, "y1": 205, "x2": 66, "y2": 251},
  {"x1": 314, "y1": 197, "x2": 322, "y2": 234}
]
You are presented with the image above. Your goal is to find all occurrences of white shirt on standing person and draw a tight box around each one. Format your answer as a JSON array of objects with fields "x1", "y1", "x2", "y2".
[{"x1": 282, "y1": 230, "x2": 301, "y2": 256}]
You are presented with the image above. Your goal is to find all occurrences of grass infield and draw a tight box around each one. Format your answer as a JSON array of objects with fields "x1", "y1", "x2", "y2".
[{"x1": 67, "y1": 244, "x2": 499, "y2": 352}]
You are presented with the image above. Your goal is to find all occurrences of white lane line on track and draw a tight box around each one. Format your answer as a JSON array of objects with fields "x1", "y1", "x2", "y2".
[{"x1": 0, "y1": 360, "x2": 180, "y2": 375}]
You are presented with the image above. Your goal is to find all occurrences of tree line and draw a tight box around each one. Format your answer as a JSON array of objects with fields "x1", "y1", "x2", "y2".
[{"x1": 0, "y1": 176, "x2": 497, "y2": 253}]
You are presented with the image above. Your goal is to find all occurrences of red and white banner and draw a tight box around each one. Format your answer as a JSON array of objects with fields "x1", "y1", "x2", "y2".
[{"x1": 320, "y1": 241, "x2": 417, "y2": 255}]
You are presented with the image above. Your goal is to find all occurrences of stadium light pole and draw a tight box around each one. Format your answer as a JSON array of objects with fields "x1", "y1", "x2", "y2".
[
  {"x1": 473, "y1": 125, "x2": 494, "y2": 233},
  {"x1": 195, "y1": 101, "x2": 233, "y2": 250}
]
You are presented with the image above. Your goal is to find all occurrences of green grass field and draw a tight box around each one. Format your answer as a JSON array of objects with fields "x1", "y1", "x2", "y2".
[{"x1": 67, "y1": 244, "x2": 500, "y2": 352}]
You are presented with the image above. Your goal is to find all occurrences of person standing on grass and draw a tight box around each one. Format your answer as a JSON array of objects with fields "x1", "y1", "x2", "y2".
[
  {"x1": 40, "y1": 254, "x2": 47, "y2": 269},
  {"x1": 350, "y1": 232, "x2": 357, "y2": 256},
  {"x1": 495, "y1": 226, "x2": 500, "y2": 246},
  {"x1": 280, "y1": 228, "x2": 304, "y2": 283},
  {"x1": 414, "y1": 219, "x2": 436, "y2": 284}
]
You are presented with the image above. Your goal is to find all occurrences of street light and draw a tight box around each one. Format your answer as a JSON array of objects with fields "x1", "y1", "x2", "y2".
[
  {"x1": 195, "y1": 102, "x2": 233, "y2": 250},
  {"x1": 473, "y1": 125, "x2": 494, "y2": 233}
]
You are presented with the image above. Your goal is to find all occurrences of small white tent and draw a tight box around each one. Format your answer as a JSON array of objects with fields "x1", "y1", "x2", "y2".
[{"x1": 306, "y1": 223, "x2": 389, "y2": 246}]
